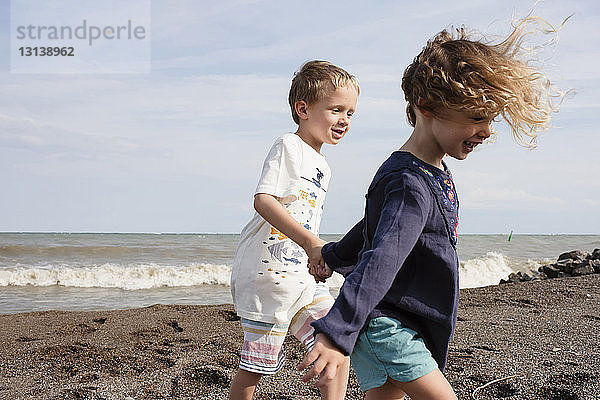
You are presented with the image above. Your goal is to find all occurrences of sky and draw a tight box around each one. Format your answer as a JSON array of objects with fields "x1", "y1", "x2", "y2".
[{"x1": 0, "y1": 0, "x2": 599, "y2": 234}]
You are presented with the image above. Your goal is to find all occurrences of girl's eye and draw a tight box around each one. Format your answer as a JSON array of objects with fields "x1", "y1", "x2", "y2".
[{"x1": 472, "y1": 117, "x2": 493, "y2": 125}]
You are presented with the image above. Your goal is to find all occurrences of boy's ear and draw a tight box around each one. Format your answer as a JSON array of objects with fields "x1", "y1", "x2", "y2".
[{"x1": 295, "y1": 100, "x2": 309, "y2": 121}]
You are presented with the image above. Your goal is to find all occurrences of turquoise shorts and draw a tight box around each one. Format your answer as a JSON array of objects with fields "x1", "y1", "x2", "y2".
[{"x1": 350, "y1": 317, "x2": 438, "y2": 391}]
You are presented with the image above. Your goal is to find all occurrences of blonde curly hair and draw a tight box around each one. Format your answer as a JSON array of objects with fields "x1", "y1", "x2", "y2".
[{"x1": 402, "y1": 16, "x2": 569, "y2": 147}]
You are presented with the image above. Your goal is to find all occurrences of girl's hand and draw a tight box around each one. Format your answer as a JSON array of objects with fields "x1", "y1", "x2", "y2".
[
  {"x1": 316, "y1": 264, "x2": 333, "y2": 280},
  {"x1": 298, "y1": 333, "x2": 347, "y2": 387},
  {"x1": 308, "y1": 261, "x2": 327, "y2": 283}
]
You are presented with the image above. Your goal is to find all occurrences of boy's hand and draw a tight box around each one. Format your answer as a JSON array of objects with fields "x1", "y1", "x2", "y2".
[
  {"x1": 297, "y1": 333, "x2": 347, "y2": 388},
  {"x1": 304, "y1": 238, "x2": 326, "y2": 268}
]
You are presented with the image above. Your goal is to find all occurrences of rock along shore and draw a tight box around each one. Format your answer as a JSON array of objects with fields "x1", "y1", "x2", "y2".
[{"x1": 500, "y1": 248, "x2": 600, "y2": 284}]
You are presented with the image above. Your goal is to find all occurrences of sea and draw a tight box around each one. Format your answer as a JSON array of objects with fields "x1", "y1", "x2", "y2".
[{"x1": 0, "y1": 233, "x2": 599, "y2": 314}]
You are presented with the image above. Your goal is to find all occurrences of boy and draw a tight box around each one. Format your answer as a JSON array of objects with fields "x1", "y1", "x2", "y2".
[
  {"x1": 229, "y1": 60, "x2": 359, "y2": 400},
  {"x1": 299, "y1": 18, "x2": 563, "y2": 400}
]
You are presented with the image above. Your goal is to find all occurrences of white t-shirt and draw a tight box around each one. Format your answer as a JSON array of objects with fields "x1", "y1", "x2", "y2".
[{"x1": 231, "y1": 133, "x2": 331, "y2": 324}]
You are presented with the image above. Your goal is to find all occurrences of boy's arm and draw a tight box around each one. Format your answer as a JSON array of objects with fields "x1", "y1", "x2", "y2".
[{"x1": 254, "y1": 193, "x2": 325, "y2": 256}]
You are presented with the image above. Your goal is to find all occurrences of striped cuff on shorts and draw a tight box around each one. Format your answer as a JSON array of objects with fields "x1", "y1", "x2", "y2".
[{"x1": 238, "y1": 285, "x2": 334, "y2": 375}]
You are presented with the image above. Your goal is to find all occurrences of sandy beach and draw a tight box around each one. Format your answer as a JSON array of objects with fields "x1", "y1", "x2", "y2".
[{"x1": 0, "y1": 274, "x2": 598, "y2": 400}]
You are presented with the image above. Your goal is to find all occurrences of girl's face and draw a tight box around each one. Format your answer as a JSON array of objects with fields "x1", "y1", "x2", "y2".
[{"x1": 430, "y1": 108, "x2": 494, "y2": 160}]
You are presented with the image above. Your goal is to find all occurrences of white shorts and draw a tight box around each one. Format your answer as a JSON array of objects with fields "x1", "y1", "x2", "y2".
[{"x1": 239, "y1": 285, "x2": 334, "y2": 374}]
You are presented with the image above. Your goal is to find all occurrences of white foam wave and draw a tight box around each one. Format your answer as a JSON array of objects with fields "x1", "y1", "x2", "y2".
[
  {"x1": 0, "y1": 263, "x2": 232, "y2": 290},
  {"x1": 459, "y1": 251, "x2": 515, "y2": 288},
  {"x1": 329, "y1": 253, "x2": 518, "y2": 290},
  {"x1": 0, "y1": 253, "x2": 536, "y2": 291}
]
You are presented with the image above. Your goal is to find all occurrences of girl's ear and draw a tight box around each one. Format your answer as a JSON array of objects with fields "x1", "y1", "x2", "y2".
[
  {"x1": 416, "y1": 107, "x2": 434, "y2": 118},
  {"x1": 295, "y1": 100, "x2": 309, "y2": 120},
  {"x1": 416, "y1": 97, "x2": 434, "y2": 118}
]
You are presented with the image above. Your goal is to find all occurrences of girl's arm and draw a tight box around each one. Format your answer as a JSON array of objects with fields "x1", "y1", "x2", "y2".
[
  {"x1": 311, "y1": 173, "x2": 431, "y2": 356},
  {"x1": 321, "y1": 218, "x2": 365, "y2": 276},
  {"x1": 254, "y1": 193, "x2": 325, "y2": 257}
]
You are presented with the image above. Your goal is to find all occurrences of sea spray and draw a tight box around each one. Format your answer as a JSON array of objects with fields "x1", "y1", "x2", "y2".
[{"x1": 459, "y1": 252, "x2": 515, "y2": 288}]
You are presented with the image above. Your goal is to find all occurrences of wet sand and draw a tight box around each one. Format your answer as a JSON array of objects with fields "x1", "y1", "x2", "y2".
[{"x1": 0, "y1": 274, "x2": 599, "y2": 399}]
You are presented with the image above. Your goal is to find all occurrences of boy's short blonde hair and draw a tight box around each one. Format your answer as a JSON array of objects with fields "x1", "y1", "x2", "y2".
[
  {"x1": 289, "y1": 60, "x2": 360, "y2": 125},
  {"x1": 402, "y1": 17, "x2": 567, "y2": 147}
]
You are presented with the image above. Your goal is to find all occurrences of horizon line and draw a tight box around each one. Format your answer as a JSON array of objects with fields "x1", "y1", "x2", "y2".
[{"x1": 1, "y1": 231, "x2": 599, "y2": 236}]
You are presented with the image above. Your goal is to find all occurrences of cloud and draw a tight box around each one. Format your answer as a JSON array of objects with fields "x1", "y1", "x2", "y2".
[
  {"x1": 0, "y1": 0, "x2": 598, "y2": 232},
  {"x1": 462, "y1": 187, "x2": 566, "y2": 210}
]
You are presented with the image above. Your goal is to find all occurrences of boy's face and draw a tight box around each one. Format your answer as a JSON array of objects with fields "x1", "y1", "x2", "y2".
[
  {"x1": 296, "y1": 85, "x2": 358, "y2": 152},
  {"x1": 430, "y1": 108, "x2": 494, "y2": 160}
]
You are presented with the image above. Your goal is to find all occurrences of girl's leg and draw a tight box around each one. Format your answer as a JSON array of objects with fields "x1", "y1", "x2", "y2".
[
  {"x1": 366, "y1": 369, "x2": 456, "y2": 400},
  {"x1": 318, "y1": 355, "x2": 350, "y2": 400},
  {"x1": 365, "y1": 379, "x2": 406, "y2": 400},
  {"x1": 229, "y1": 369, "x2": 262, "y2": 400}
]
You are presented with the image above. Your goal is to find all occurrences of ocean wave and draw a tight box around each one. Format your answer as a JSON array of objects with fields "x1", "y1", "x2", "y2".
[
  {"x1": 0, "y1": 263, "x2": 232, "y2": 290},
  {"x1": 0, "y1": 252, "x2": 540, "y2": 291},
  {"x1": 459, "y1": 251, "x2": 516, "y2": 288}
]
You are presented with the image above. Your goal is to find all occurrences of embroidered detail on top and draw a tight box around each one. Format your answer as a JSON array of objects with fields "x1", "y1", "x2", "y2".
[{"x1": 411, "y1": 160, "x2": 460, "y2": 244}]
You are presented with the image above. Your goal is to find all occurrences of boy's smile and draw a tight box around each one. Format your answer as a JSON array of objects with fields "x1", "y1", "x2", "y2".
[{"x1": 295, "y1": 85, "x2": 359, "y2": 153}]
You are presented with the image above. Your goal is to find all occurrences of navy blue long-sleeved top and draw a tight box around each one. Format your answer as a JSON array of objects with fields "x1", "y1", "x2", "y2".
[{"x1": 312, "y1": 151, "x2": 460, "y2": 370}]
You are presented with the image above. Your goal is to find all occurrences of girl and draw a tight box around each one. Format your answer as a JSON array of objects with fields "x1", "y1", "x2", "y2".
[{"x1": 299, "y1": 17, "x2": 565, "y2": 400}]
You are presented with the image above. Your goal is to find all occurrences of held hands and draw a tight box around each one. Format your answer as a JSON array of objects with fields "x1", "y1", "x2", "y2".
[
  {"x1": 309, "y1": 263, "x2": 332, "y2": 283},
  {"x1": 304, "y1": 239, "x2": 332, "y2": 283},
  {"x1": 297, "y1": 333, "x2": 347, "y2": 388}
]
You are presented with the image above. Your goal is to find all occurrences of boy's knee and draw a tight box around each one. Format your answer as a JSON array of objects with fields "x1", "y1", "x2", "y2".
[{"x1": 235, "y1": 368, "x2": 263, "y2": 382}]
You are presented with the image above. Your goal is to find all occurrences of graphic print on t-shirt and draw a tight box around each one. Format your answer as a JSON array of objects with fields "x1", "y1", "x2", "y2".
[
  {"x1": 257, "y1": 175, "x2": 326, "y2": 285},
  {"x1": 301, "y1": 167, "x2": 327, "y2": 192}
]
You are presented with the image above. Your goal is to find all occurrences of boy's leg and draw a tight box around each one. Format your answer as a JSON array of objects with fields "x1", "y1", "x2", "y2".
[
  {"x1": 366, "y1": 370, "x2": 456, "y2": 400},
  {"x1": 290, "y1": 284, "x2": 349, "y2": 400},
  {"x1": 229, "y1": 369, "x2": 262, "y2": 400}
]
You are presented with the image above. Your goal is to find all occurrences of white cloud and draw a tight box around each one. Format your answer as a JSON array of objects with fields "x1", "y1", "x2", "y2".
[{"x1": 462, "y1": 187, "x2": 566, "y2": 210}]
